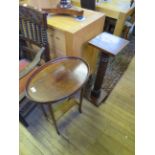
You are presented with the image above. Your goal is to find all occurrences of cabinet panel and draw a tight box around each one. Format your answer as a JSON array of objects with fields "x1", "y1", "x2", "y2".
[
  {"x1": 53, "y1": 29, "x2": 66, "y2": 55},
  {"x1": 47, "y1": 29, "x2": 55, "y2": 57},
  {"x1": 48, "y1": 28, "x2": 66, "y2": 58}
]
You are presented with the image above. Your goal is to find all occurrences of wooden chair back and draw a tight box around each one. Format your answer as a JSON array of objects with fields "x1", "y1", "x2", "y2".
[
  {"x1": 19, "y1": 39, "x2": 45, "y2": 127},
  {"x1": 19, "y1": 5, "x2": 50, "y2": 61}
]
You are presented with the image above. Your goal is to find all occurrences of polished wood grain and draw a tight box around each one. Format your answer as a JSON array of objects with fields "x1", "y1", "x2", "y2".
[
  {"x1": 88, "y1": 32, "x2": 129, "y2": 56},
  {"x1": 20, "y1": 57, "x2": 135, "y2": 155},
  {"x1": 26, "y1": 57, "x2": 89, "y2": 103},
  {"x1": 26, "y1": 56, "x2": 89, "y2": 134}
]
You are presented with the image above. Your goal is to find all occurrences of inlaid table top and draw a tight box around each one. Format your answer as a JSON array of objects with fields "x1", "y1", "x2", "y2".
[{"x1": 26, "y1": 57, "x2": 89, "y2": 103}]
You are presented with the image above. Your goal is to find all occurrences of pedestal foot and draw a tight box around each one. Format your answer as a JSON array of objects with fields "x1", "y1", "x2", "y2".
[{"x1": 87, "y1": 89, "x2": 108, "y2": 106}]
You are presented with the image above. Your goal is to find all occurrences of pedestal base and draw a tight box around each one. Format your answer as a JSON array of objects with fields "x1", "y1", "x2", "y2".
[
  {"x1": 87, "y1": 32, "x2": 129, "y2": 106},
  {"x1": 86, "y1": 89, "x2": 108, "y2": 106}
]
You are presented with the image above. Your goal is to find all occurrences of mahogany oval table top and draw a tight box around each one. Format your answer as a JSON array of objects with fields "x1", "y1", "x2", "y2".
[{"x1": 26, "y1": 57, "x2": 89, "y2": 103}]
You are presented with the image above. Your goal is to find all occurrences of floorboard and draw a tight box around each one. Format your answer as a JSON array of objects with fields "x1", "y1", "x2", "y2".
[{"x1": 20, "y1": 57, "x2": 135, "y2": 155}]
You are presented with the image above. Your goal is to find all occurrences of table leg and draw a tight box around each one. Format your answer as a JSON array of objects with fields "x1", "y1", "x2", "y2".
[
  {"x1": 40, "y1": 104, "x2": 48, "y2": 119},
  {"x1": 79, "y1": 88, "x2": 84, "y2": 113},
  {"x1": 90, "y1": 51, "x2": 109, "y2": 106},
  {"x1": 48, "y1": 104, "x2": 60, "y2": 135}
]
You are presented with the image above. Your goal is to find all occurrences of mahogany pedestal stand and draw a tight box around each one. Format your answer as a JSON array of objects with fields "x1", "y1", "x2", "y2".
[{"x1": 87, "y1": 32, "x2": 129, "y2": 106}]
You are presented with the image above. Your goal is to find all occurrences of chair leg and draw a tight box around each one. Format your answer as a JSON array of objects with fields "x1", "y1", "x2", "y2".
[
  {"x1": 79, "y1": 88, "x2": 84, "y2": 113},
  {"x1": 48, "y1": 104, "x2": 60, "y2": 135},
  {"x1": 19, "y1": 113, "x2": 29, "y2": 127}
]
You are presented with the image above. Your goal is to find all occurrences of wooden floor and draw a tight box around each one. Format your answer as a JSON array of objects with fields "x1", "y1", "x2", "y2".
[{"x1": 20, "y1": 57, "x2": 135, "y2": 155}]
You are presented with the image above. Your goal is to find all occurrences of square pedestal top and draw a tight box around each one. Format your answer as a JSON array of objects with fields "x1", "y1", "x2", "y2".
[{"x1": 88, "y1": 32, "x2": 129, "y2": 56}]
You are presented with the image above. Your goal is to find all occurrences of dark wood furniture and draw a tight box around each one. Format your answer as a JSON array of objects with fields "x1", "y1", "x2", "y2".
[
  {"x1": 88, "y1": 32, "x2": 129, "y2": 106},
  {"x1": 19, "y1": 4, "x2": 51, "y2": 62},
  {"x1": 19, "y1": 46, "x2": 45, "y2": 126},
  {"x1": 26, "y1": 57, "x2": 89, "y2": 134},
  {"x1": 42, "y1": 6, "x2": 84, "y2": 17},
  {"x1": 42, "y1": 0, "x2": 83, "y2": 17},
  {"x1": 19, "y1": 4, "x2": 51, "y2": 126}
]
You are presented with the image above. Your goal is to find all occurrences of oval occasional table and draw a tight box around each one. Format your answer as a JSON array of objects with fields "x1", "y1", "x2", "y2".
[{"x1": 26, "y1": 57, "x2": 89, "y2": 134}]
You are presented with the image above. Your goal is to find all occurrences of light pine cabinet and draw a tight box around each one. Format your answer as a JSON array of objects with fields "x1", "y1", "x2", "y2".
[
  {"x1": 21, "y1": 1, "x2": 105, "y2": 72},
  {"x1": 47, "y1": 9, "x2": 105, "y2": 73},
  {"x1": 48, "y1": 28, "x2": 66, "y2": 58}
]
